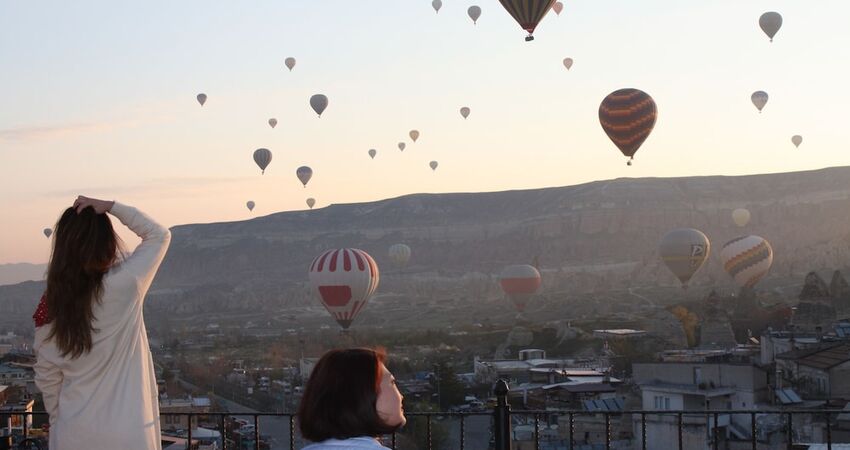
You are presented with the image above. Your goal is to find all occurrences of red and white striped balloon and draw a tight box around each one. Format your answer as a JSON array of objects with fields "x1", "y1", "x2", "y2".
[
  {"x1": 499, "y1": 264, "x2": 541, "y2": 312},
  {"x1": 309, "y1": 248, "x2": 379, "y2": 330}
]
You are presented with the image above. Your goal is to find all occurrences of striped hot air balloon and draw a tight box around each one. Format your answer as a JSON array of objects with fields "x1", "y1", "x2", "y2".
[
  {"x1": 720, "y1": 235, "x2": 773, "y2": 289},
  {"x1": 309, "y1": 248, "x2": 379, "y2": 330},
  {"x1": 388, "y1": 244, "x2": 411, "y2": 266},
  {"x1": 599, "y1": 88, "x2": 658, "y2": 165},
  {"x1": 499, "y1": 265, "x2": 541, "y2": 312},
  {"x1": 497, "y1": 0, "x2": 557, "y2": 41}
]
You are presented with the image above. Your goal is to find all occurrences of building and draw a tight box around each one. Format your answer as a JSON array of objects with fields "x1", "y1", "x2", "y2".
[
  {"x1": 474, "y1": 349, "x2": 607, "y2": 385},
  {"x1": 760, "y1": 330, "x2": 822, "y2": 365},
  {"x1": 0, "y1": 385, "x2": 35, "y2": 438},
  {"x1": 632, "y1": 362, "x2": 770, "y2": 450},
  {"x1": 593, "y1": 329, "x2": 648, "y2": 340},
  {"x1": 775, "y1": 342, "x2": 850, "y2": 400},
  {"x1": 159, "y1": 396, "x2": 212, "y2": 432}
]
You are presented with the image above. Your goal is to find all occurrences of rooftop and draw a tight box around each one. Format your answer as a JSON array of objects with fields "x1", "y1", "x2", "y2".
[{"x1": 776, "y1": 342, "x2": 850, "y2": 370}]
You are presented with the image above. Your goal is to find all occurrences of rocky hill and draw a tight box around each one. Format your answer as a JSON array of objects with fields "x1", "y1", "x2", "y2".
[{"x1": 4, "y1": 166, "x2": 850, "y2": 323}]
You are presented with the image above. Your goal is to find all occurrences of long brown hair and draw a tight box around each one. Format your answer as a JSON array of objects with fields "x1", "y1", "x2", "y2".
[{"x1": 45, "y1": 207, "x2": 123, "y2": 358}]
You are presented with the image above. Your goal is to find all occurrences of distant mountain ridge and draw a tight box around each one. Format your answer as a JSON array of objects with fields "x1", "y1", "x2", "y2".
[
  {"x1": 0, "y1": 263, "x2": 45, "y2": 287},
  {"x1": 3, "y1": 166, "x2": 850, "y2": 323}
]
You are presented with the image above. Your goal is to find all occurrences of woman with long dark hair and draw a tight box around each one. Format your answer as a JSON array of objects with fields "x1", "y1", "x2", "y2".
[
  {"x1": 298, "y1": 348, "x2": 406, "y2": 450},
  {"x1": 33, "y1": 196, "x2": 171, "y2": 450}
]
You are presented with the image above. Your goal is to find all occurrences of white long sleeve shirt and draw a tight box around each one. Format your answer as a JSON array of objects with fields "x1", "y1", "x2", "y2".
[{"x1": 34, "y1": 202, "x2": 171, "y2": 450}]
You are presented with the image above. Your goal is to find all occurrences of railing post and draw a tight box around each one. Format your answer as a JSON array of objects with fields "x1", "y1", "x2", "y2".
[
  {"x1": 290, "y1": 414, "x2": 296, "y2": 450},
  {"x1": 254, "y1": 414, "x2": 260, "y2": 450},
  {"x1": 713, "y1": 412, "x2": 719, "y2": 450},
  {"x1": 220, "y1": 414, "x2": 227, "y2": 450},
  {"x1": 641, "y1": 412, "x2": 647, "y2": 450},
  {"x1": 827, "y1": 411, "x2": 832, "y2": 450},
  {"x1": 605, "y1": 412, "x2": 611, "y2": 450},
  {"x1": 677, "y1": 413, "x2": 683, "y2": 450},
  {"x1": 569, "y1": 413, "x2": 575, "y2": 450},
  {"x1": 493, "y1": 379, "x2": 512, "y2": 450},
  {"x1": 751, "y1": 412, "x2": 757, "y2": 450},
  {"x1": 786, "y1": 412, "x2": 793, "y2": 450},
  {"x1": 187, "y1": 413, "x2": 193, "y2": 450},
  {"x1": 533, "y1": 413, "x2": 539, "y2": 450},
  {"x1": 460, "y1": 415, "x2": 466, "y2": 450},
  {"x1": 426, "y1": 415, "x2": 433, "y2": 450}
]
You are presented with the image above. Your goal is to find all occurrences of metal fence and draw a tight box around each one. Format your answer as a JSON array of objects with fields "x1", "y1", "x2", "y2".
[{"x1": 2, "y1": 379, "x2": 849, "y2": 450}]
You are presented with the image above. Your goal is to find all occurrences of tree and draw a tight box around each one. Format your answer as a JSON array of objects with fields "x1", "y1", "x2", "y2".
[{"x1": 431, "y1": 360, "x2": 465, "y2": 410}]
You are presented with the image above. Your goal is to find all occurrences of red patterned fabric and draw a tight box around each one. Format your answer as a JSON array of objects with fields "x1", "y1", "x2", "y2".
[{"x1": 33, "y1": 294, "x2": 50, "y2": 327}]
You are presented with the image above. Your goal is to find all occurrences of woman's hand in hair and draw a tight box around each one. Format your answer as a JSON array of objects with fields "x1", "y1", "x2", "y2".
[{"x1": 73, "y1": 196, "x2": 115, "y2": 215}]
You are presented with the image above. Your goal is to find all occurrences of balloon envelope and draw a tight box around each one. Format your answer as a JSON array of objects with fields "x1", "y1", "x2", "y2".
[
  {"x1": 389, "y1": 244, "x2": 411, "y2": 266},
  {"x1": 43, "y1": 228, "x2": 52, "y2": 238},
  {"x1": 792, "y1": 135, "x2": 802, "y2": 148},
  {"x1": 552, "y1": 1, "x2": 563, "y2": 15},
  {"x1": 297, "y1": 166, "x2": 313, "y2": 187},
  {"x1": 599, "y1": 88, "x2": 657, "y2": 161},
  {"x1": 468, "y1": 5, "x2": 482, "y2": 23},
  {"x1": 429, "y1": 161, "x2": 438, "y2": 171},
  {"x1": 658, "y1": 228, "x2": 710, "y2": 288},
  {"x1": 721, "y1": 236, "x2": 773, "y2": 288},
  {"x1": 563, "y1": 58, "x2": 573, "y2": 70},
  {"x1": 268, "y1": 118, "x2": 277, "y2": 128},
  {"x1": 398, "y1": 142, "x2": 406, "y2": 152},
  {"x1": 759, "y1": 12, "x2": 782, "y2": 42},
  {"x1": 196, "y1": 93, "x2": 207, "y2": 106},
  {"x1": 751, "y1": 91, "x2": 769, "y2": 112},
  {"x1": 309, "y1": 248, "x2": 379, "y2": 330},
  {"x1": 306, "y1": 198, "x2": 316, "y2": 209},
  {"x1": 246, "y1": 201, "x2": 255, "y2": 211},
  {"x1": 732, "y1": 208, "x2": 751, "y2": 227},
  {"x1": 499, "y1": 265, "x2": 541, "y2": 312},
  {"x1": 409, "y1": 130, "x2": 420, "y2": 142},
  {"x1": 432, "y1": 0, "x2": 442, "y2": 13},
  {"x1": 253, "y1": 148, "x2": 272, "y2": 174},
  {"x1": 310, "y1": 94, "x2": 328, "y2": 117},
  {"x1": 497, "y1": 0, "x2": 557, "y2": 40},
  {"x1": 460, "y1": 107, "x2": 470, "y2": 119},
  {"x1": 368, "y1": 149, "x2": 377, "y2": 159},
  {"x1": 285, "y1": 57, "x2": 296, "y2": 71}
]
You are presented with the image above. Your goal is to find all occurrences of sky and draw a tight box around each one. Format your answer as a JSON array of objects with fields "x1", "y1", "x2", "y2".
[{"x1": 2, "y1": 1, "x2": 849, "y2": 264}]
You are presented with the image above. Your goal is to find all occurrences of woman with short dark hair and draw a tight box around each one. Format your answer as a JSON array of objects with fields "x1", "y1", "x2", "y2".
[{"x1": 298, "y1": 348, "x2": 406, "y2": 450}]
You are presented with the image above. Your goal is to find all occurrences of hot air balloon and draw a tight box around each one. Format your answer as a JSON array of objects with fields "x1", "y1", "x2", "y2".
[
  {"x1": 791, "y1": 135, "x2": 802, "y2": 148},
  {"x1": 368, "y1": 149, "x2": 377, "y2": 159},
  {"x1": 43, "y1": 228, "x2": 52, "y2": 238},
  {"x1": 658, "y1": 228, "x2": 710, "y2": 289},
  {"x1": 751, "y1": 91, "x2": 768, "y2": 113},
  {"x1": 460, "y1": 107, "x2": 470, "y2": 119},
  {"x1": 409, "y1": 130, "x2": 420, "y2": 142},
  {"x1": 562, "y1": 58, "x2": 573, "y2": 70},
  {"x1": 246, "y1": 201, "x2": 255, "y2": 212},
  {"x1": 297, "y1": 166, "x2": 313, "y2": 187},
  {"x1": 253, "y1": 148, "x2": 272, "y2": 174},
  {"x1": 309, "y1": 248, "x2": 379, "y2": 330},
  {"x1": 398, "y1": 142, "x2": 406, "y2": 152},
  {"x1": 468, "y1": 6, "x2": 482, "y2": 24},
  {"x1": 599, "y1": 88, "x2": 657, "y2": 165},
  {"x1": 499, "y1": 265, "x2": 541, "y2": 312},
  {"x1": 552, "y1": 1, "x2": 563, "y2": 15},
  {"x1": 732, "y1": 208, "x2": 751, "y2": 227},
  {"x1": 721, "y1": 236, "x2": 773, "y2": 289},
  {"x1": 310, "y1": 94, "x2": 328, "y2": 117},
  {"x1": 497, "y1": 0, "x2": 557, "y2": 41},
  {"x1": 429, "y1": 161, "x2": 438, "y2": 171},
  {"x1": 196, "y1": 93, "x2": 207, "y2": 106},
  {"x1": 759, "y1": 12, "x2": 782, "y2": 42},
  {"x1": 306, "y1": 198, "x2": 316, "y2": 209},
  {"x1": 268, "y1": 118, "x2": 277, "y2": 128},
  {"x1": 432, "y1": 0, "x2": 442, "y2": 13},
  {"x1": 389, "y1": 244, "x2": 411, "y2": 266},
  {"x1": 285, "y1": 57, "x2": 296, "y2": 71}
]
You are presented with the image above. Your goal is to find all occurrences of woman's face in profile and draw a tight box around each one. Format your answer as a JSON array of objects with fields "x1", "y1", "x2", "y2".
[{"x1": 376, "y1": 363, "x2": 406, "y2": 428}]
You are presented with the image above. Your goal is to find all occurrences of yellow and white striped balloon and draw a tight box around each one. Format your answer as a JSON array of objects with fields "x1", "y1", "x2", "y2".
[{"x1": 720, "y1": 235, "x2": 773, "y2": 289}]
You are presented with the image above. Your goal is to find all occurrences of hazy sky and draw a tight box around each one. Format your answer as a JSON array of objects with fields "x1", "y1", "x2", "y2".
[{"x1": 2, "y1": 1, "x2": 849, "y2": 264}]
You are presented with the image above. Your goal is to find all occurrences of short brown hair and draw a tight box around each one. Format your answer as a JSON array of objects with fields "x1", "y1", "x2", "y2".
[{"x1": 298, "y1": 348, "x2": 399, "y2": 441}]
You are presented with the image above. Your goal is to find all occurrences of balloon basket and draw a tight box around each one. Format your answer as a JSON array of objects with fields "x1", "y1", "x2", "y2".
[{"x1": 525, "y1": 35, "x2": 534, "y2": 42}]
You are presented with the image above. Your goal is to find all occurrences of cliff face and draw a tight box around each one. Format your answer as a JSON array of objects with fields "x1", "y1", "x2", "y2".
[{"x1": 4, "y1": 166, "x2": 850, "y2": 321}]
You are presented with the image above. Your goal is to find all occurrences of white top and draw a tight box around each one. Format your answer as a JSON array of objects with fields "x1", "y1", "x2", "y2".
[{"x1": 33, "y1": 202, "x2": 171, "y2": 450}]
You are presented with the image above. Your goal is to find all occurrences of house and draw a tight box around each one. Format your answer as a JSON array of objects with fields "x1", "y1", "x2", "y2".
[
  {"x1": 474, "y1": 349, "x2": 607, "y2": 385},
  {"x1": 159, "y1": 396, "x2": 212, "y2": 432},
  {"x1": 775, "y1": 342, "x2": 850, "y2": 400},
  {"x1": 0, "y1": 385, "x2": 35, "y2": 438},
  {"x1": 632, "y1": 362, "x2": 770, "y2": 450}
]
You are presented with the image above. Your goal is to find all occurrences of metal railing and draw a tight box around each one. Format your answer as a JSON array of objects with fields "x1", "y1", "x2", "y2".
[{"x1": 2, "y1": 379, "x2": 848, "y2": 450}]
